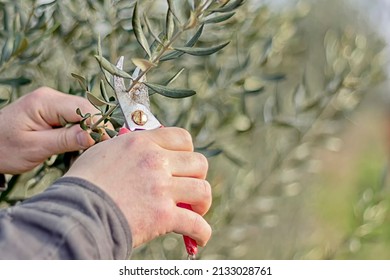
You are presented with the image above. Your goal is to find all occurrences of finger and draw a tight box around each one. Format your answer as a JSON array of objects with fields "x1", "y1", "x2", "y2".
[
  {"x1": 169, "y1": 151, "x2": 208, "y2": 179},
  {"x1": 170, "y1": 177, "x2": 212, "y2": 216},
  {"x1": 132, "y1": 127, "x2": 194, "y2": 152},
  {"x1": 36, "y1": 125, "x2": 96, "y2": 156},
  {"x1": 30, "y1": 87, "x2": 99, "y2": 126},
  {"x1": 172, "y1": 208, "x2": 212, "y2": 247}
]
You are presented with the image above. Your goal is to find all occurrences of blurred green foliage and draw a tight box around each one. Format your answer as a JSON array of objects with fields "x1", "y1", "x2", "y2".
[{"x1": 0, "y1": 0, "x2": 388, "y2": 259}]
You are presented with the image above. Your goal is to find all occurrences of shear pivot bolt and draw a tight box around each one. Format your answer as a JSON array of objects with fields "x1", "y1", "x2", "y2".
[{"x1": 131, "y1": 110, "x2": 148, "y2": 126}]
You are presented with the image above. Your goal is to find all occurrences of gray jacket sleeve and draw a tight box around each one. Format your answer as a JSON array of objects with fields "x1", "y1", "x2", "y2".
[{"x1": 0, "y1": 177, "x2": 132, "y2": 259}]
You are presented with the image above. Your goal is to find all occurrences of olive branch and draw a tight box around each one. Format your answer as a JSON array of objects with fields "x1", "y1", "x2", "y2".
[{"x1": 71, "y1": 0, "x2": 244, "y2": 142}]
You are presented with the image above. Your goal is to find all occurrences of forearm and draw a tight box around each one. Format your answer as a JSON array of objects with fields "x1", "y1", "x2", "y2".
[{"x1": 0, "y1": 177, "x2": 132, "y2": 259}]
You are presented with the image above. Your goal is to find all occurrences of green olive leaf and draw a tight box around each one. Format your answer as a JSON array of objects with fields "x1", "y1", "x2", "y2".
[
  {"x1": 144, "y1": 13, "x2": 162, "y2": 45},
  {"x1": 131, "y1": 58, "x2": 156, "y2": 71},
  {"x1": 0, "y1": 76, "x2": 31, "y2": 87},
  {"x1": 71, "y1": 73, "x2": 88, "y2": 91},
  {"x1": 105, "y1": 128, "x2": 118, "y2": 138},
  {"x1": 262, "y1": 73, "x2": 286, "y2": 81},
  {"x1": 80, "y1": 118, "x2": 89, "y2": 131},
  {"x1": 165, "y1": 68, "x2": 185, "y2": 86},
  {"x1": 167, "y1": 0, "x2": 180, "y2": 23},
  {"x1": 195, "y1": 147, "x2": 223, "y2": 158},
  {"x1": 160, "y1": 25, "x2": 204, "y2": 61},
  {"x1": 166, "y1": 9, "x2": 175, "y2": 40},
  {"x1": 202, "y1": 11, "x2": 235, "y2": 24},
  {"x1": 212, "y1": 0, "x2": 245, "y2": 13},
  {"x1": 0, "y1": 38, "x2": 14, "y2": 65},
  {"x1": 144, "y1": 82, "x2": 196, "y2": 98},
  {"x1": 87, "y1": 91, "x2": 115, "y2": 108},
  {"x1": 0, "y1": 89, "x2": 10, "y2": 107},
  {"x1": 132, "y1": 2, "x2": 151, "y2": 58},
  {"x1": 174, "y1": 41, "x2": 230, "y2": 56},
  {"x1": 94, "y1": 55, "x2": 133, "y2": 80},
  {"x1": 12, "y1": 33, "x2": 28, "y2": 56},
  {"x1": 243, "y1": 86, "x2": 265, "y2": 96},
  {"x1": 100, "y1": 79, "x2": 112, "y2": 103},
  {"x1": 90, "y1": 131, "x2": 102, "y2": 142},
  {"x1": 76, "y1": 108, "x2": 83, "y2": 117},
  {"x1": 149, "y1": 68, "x2": 185, "y2": 96}
]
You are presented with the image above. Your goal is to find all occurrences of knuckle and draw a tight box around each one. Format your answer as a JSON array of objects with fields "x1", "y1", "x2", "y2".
[
  {"x1": 153, "y1": 204, "x2": 174, "y2": 229},
  {"x1": 57, "y1": 129, "x2": 71, "y2": 150},
  {"x1": 23, "y1": 87, "x2": 54, "y2": 109},
  {"x1": 126, "y1": 133, "x2": 150, "y2": 150},
  {"x1": 175, "y1": 128, "x2": 193, "y2": 149},
  {"x1": 191, "y1": 215, "x2": 202, "y2": 236},
  {"x1": 190, "y1": 215, "x2": 212, "y2": 245},
  {"x1": 200, "y1": 180, "x2": 212, "y2": 203},
  {"x1": 195, "y1": 152, "x2": 209, "y2": 172},
  {"x1": 149, "y1": 175, "x2": 169, "y2": 197},
  {"x1": 127, "y1": 131, "x2": 154, "y2": 145}
]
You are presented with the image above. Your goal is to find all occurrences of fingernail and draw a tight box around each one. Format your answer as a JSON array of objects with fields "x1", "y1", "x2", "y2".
[{"x1": 77, "y1": 131, "x2": 90, "y2": 148}]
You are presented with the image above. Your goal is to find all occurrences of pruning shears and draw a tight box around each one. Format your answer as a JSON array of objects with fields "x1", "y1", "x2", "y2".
[{"x1": 113, "y1": 56, "x2": 198, "y2": 259}]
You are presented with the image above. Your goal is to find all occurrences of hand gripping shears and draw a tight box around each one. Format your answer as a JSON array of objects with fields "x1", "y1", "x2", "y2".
[{"x1": 113, "y1": 56, "x2": 198, "y2": 259}]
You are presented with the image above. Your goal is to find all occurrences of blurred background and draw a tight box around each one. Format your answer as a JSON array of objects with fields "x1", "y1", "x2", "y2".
[{"x1": 1, "y1": 0, "x2": 390, "y2": 259}]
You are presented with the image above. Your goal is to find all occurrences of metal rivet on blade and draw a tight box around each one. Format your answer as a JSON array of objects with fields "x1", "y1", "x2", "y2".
[{"x1": 131, "y1": 110, "x2": 148, "y2": 126}]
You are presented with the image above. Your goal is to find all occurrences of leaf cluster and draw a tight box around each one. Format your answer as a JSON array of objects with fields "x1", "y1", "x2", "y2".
[
  {"x1": 73, "y1": 0, "x2": 243, "y2": 141},
  {"x1": 0, "y1": 0, "x2": 386, "y2": 260}
]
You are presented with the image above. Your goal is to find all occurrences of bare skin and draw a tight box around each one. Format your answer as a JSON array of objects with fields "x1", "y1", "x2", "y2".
[
  {"x1": 0, "y1": 87, "x2": 212, "y2": 249},
  {"x1": 0, "y1": 87, "x2": 100, "y2": 174}
]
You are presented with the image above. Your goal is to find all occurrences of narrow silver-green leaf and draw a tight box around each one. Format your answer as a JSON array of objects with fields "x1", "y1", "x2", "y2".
[
  {"x1": 165, "y1": 68, "x2": 185, "y2": 86},
  {"x1": 97, "y1": 34, "x2": 103, "y2": 56},
  {"x1": 0, "y1": 76, "x2": 31, "y2": 87},
  {"x1": 131, "y1": 58, "x2": 156, "y2": 71},
  {"x1": 202, "y1": 11, "x2": 235, "y2": 24},
  {"x1": 100, "y1": 79, "x2": 110, "y2": 103},
  {"x1": 185, "y1": 24, "x2": 204, "y2": 47},
  {"x1": 262, "y1": 73, "x2": 286, "y2": 81},
  {"x1": 102, "y1": 68, "x2": 114, "y2": 89},
  {"x1": 2, "y1": 5, "x2": 9, "y2": 31},
  {"x1": 166, "y1": 9, "x2": 175, "y2": 40},
  {"x1": 36, "y1": 0, "x2": 57, "y2": 10},
  {"x1": 105, "y1": 128, "x2": 118, "y2": 138},
  {"x1": 160, "y1": 25, "x2": 204, "y2": 61},
  {"x1": 87, "y1": 91, "x2": 115, "y2": 107},
  {"x1": 0, "y1": 89, "x2": 10, "y2": 107},
  {"x1": 144, "y1": 82, "x2": 196, "y2": 98},
  {"x1": 12, "y1": 33, "x2": 28, "y2": 56},
  {"x1": 212, "y1": 0, "x2": 245, "y2": 13},
  {"x1": 71, "y1": 73, "x2": 88, "y2": 91},
  {"x1": 260, "y1": 37, "x2": 273, "y2": 65},
  {"x1": 80, "y1": 119, "x2": 89, "y2": 131},
  {"x1": 144, "y1": 13, "x2": 162, "y2": 44},
  {"x1": 149, "y1": 68, "x2": 186, "y2": 96},
  {"x1": 76, "y1": 108, "x2": 83, "y2": 117},
  {"x1": 90, "y1": 131, "x2": 102, "y2": 142},
  {"x1": 94, "y1": 55, "x2": 133, "y2": 80},
  {"x1": 150, "y1": 32, "x2": 166, "y2": 58},
  {"x1": 132, "y1": 2, "x2": 151, "y2": 58},
  {"x1": 174, "y1": 41, "x2": 230, "y2": 56},
  {"x1": 1, "y1": 38, "x2": 14, "y2": 65},
  {"x1": 243, "y1": 86, "x2": 265, "y2": 96},
  {"x1": 195, "y1": 148, "x2": 223, "y2": 158},
  {"x1": 167, "y1": 0, "x2": 180, "y2": 24}
]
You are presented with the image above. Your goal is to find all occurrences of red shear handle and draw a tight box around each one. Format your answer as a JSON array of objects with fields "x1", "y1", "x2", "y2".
[
  {"x1": 118, "y1": 127, "x2": 198, "y2": 257},
  {"x1": 177, "y1": 202, "x2": 198, "y2": 256}
]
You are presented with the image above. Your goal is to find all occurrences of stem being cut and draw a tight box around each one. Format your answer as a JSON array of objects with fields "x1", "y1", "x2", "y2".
[{"x1": 90, "y1": 1, "x2": 214, "y2": 132}]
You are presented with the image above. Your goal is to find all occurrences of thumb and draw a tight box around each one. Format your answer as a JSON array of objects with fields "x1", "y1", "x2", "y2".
[{"x1": 39, "y1": 125, "x2": 96, "y2": 156}]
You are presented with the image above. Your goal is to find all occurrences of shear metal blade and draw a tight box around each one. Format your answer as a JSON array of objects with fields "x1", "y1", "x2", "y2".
[{"x1": 113, "y1": 56, "x2": 161, "y2": 131}]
